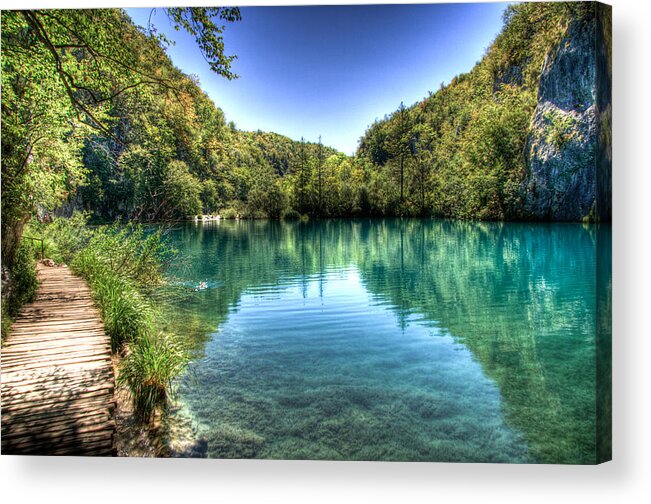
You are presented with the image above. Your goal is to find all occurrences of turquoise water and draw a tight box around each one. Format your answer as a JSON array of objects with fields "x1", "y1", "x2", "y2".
[{"x1": 162, "y1": 219, "x2": 611, "y2": 463}]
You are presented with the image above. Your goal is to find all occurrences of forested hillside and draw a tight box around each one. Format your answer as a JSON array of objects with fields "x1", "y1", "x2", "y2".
[
  {"x1": 357, "y1": 1, "x2": 611, "y2": 221},
  {"x1": 2, "y1": 2, "x2": 612, "y2": 270}
]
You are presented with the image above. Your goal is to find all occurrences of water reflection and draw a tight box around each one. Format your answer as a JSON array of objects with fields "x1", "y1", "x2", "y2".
[{"x1": 162, "y1": 219, "x2": 611, "y2": 463}]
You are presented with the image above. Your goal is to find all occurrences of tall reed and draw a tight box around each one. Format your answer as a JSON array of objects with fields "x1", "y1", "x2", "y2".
[{"x1": 117, "y1": 333, "x2": 187, "y2": 421}]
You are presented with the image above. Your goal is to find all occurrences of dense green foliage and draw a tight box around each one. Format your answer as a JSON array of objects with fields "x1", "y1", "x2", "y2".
[
  {"x1": 0, "y1": 2, "x2": 596, "y2": 349},
  {"x1": 72, "y1": 2, "x2": 593, "y2": 221},
  {"x1": 36, "y1": 217, "x2": 164, "y2": 349},
  {"x1": 3, "y1": 241, "x2": 39, "y2": 317},
  {"x1": 0, "y1": 2, "x2": 609, "y2": 449},
  {"x1": 0, "y1": 7, "x2": 241, "y2": 351},
  {"x1": 1, "y1": 240, "x2": 39, "y2": 343}
]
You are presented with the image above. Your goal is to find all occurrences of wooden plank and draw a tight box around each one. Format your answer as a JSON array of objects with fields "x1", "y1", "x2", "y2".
[
  {"x1": 1, "y1": 380, "x2": 113, "y2": 398},
  {"x1": 2, "y1": 410, "x2": 110, "y2": 435},
  {"x1": 11, "y1": 317, "x2": 102, "y2": 329},
  {"x1": 2, "y1": 365, "x2": 113, "y2": 390},
  {"x1": 3, "y1": 337, "x2": 108, "y2": 349},
  {"x1": 3, "y1": 429, "x2": 114, "y2": 451},
  {"x1": 4, "y1": 437, "x2": 115, "y2": 456},
  {"x1": 7, "y1": 323, "x2": 106, "y2": 334},
  {"x1": 5, "y1": 332, "x2": 108, "y2": 347},
  {"x1": 2, "y1": 398, "x2": 115, "y2": 424},
  {"x1": 11, "y1": 324, "x2": 105, "y2": 333},
  {"x1": 0, "y1": 369, "x2": 114, "y2": 388},
  {"x1": 15, "y1": 312, "x2": 102, "y2": 323},
  {"x1": 1, "y1": 341, "x2": 109, "y2": 355},
  {"x1": 1, "y1": 265, "x2": 116, "y2": 455},
  {"x1": 1, "y1": 358, "x2": 112, "y2": 378},
  {"x1": 19, "y1": 301, "x2": 96, "y2": 310},
  {"x1": 2, "y1": 418, "x2": 113, "y2": 442},
  {"x1": 2, "y1": 380, "x2": 114, "y2": 401},
  {"x1": 2, "y1": 343, "x2": 108, "y2": 356},
  {"x1": 1, "y1": 353, "x2": 113, "y2": 371},
  {"x1": 2, "y1": 382, "x2": 115, "y2": 404},
  {"x1": 2, "y1": 400, "x2": 115, "y2": 427},
  {"x1": 3, "y1": 417, "x2": 114, "y2": 441},
  {"x1": 0, "y1": 362, "x2": 113, "y2": 385},
  {"x1": 1, "y1": 388, "x2": 114, "y2": 412}
]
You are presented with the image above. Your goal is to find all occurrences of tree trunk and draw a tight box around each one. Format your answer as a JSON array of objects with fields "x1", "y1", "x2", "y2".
[{"x1": 1, "y1": 216, "x2": 28, "y2": 271}]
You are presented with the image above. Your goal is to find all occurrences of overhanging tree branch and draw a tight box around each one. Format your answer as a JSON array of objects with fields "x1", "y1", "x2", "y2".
[{"x1": 21, "y1": 10, "x2": 120, "y2": 143}]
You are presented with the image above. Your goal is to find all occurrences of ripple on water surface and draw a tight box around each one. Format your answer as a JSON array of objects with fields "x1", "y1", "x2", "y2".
[{"x1": 164, "y1": 219, "x2": 610, "y2": 463}]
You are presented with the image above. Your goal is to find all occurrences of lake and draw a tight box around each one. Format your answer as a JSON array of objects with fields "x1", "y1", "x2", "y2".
[{"x1": 161, "y1": 218, "x2": 611, "y2": 463}]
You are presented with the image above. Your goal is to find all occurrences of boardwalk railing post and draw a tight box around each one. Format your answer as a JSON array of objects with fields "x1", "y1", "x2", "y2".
[{"x1": 23, "y1": 235, "x2": 45, "y2": 260}]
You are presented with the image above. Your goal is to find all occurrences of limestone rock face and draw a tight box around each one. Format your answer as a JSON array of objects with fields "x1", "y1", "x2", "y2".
[{"x1": 522, "y1": 6, "x2": 611, "y2": 222}]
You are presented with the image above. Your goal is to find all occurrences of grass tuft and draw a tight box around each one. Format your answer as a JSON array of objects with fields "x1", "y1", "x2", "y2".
[{"x1": 117, "y1": 333, "x2": 188, "y2": 421}]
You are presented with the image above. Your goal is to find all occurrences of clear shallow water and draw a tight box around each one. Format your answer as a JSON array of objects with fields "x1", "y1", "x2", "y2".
[{"x1": 162, "y1": 219, "x2": 611, "y2": 463}]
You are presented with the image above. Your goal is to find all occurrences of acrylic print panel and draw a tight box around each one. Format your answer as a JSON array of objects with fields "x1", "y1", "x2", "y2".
[{"x1": 0, "y1": 2, "x2": 611, "y2": 464}]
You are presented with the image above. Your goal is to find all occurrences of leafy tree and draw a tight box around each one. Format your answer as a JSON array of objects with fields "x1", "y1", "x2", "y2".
[
  {"x1": 1, "y1": 7, "x2": 240, "y2": 265},
  {"x1": 1, "y1": 1, "x2": 600, "y2": 251},
  {"x1": 164, "y1": 8, "x2": 241, "y2": 79},
  {"x1": 201, "y1": 179, "x2": 220, "y2": 214},
  {"x1": 293, "y1": 137, "x2": 311, "y2": 214},
  {"x1": 355, "y1": 2, "x2": 590, "y2": 220},
  {"x1": 388, "y1": 102, "x2": 412, "y2": 212},
  {"x1": 162, "y1": 160, "x2": 202, "y2": 219},
  {"x1": 411, "y1": 123, "x2": 435, "y2": 216},
  {"x1": 315, "y1": 135, "x2": 325, "y2": 214}
]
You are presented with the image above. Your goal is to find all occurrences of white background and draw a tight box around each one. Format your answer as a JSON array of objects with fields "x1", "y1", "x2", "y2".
[{"x1": 1, "y1": 0, "x2": 650, "y2": 502}]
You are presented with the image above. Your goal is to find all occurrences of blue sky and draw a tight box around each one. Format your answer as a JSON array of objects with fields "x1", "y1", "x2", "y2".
[{"x1": 127, "y1": 3, "x2": 509, "y2": 154}]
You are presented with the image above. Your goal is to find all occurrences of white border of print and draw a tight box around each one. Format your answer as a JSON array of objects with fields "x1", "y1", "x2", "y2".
[{"x1": 1, "y1": 1, "x2": 649, "y2": 503}]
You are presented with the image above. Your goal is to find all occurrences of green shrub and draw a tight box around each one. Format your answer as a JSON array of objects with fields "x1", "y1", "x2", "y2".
[
  {"x1": 239, "y1": 207, "x2": 267, "y2": 220},
  {"x1": 82, "y1": 266, "x2": 153, "y2": 351},
  {"x1": 544, "y1": 110, "x2": 578, "y2": 150},
  {"x1": 117, "y1": 333, "x2": 188, "y2": 421},
  {"x1": 2, "y1": 239, "x2": 39, "y2": 345},
  {"x1": 6, "y1": 240, "x2": 39, "y2": 317},
  {"x1": 1, "y1": 309, "x2": 12, "y2": 345},
  {"x1": 282, "y1": 209, "x2": 301, "y2": 220},
  {"x1": 69, "y1": 222, "x2": 171, "y2": 351},
  {"x1": 221, "y1": 207, "x2": 239, "y2": 219},
  {"x1": 29, "y1": 212, "x2": 92, "y2": 264},
  {"x1": 70, "y1": 222, "x2": 171, "y2": 287}
]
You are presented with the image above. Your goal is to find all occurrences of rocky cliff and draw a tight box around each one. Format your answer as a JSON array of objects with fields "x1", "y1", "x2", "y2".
[{"x1": 522, "y1": 4, "x2": 611, "y2": 222}]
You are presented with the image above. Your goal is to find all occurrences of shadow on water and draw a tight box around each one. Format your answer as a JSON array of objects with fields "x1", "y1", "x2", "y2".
[{"x1": 159, "y1": 218, "x2": 611, "y2": 464}]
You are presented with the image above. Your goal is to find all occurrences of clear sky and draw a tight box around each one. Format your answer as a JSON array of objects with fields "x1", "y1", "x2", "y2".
[{"x1": 126, "y1": 3, "x2": 510, "y2": 154}]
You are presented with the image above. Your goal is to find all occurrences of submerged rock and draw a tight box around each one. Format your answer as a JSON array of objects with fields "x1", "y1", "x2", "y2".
[{"x1": 522, "y1": 5, "x2": 611, "y2": 222}]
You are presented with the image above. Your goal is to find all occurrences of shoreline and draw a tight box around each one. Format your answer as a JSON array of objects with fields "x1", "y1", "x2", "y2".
[{"x1": 112, "y1": 353, "x2": 206, "y2": 457}]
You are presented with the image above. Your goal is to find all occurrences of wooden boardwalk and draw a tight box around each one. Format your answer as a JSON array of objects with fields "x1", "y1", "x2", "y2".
[{"x1": 1, "y1": 264, "x2": 115, "y2": 456}]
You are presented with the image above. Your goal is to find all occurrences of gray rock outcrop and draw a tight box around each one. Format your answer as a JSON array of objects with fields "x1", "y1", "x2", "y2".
[{"x1": 522, "y1": 5, "x2": 611, "y2": 222}]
